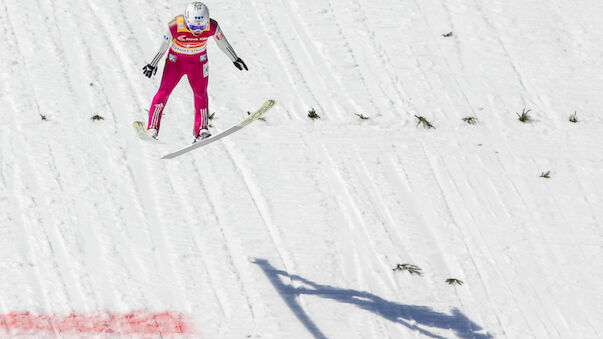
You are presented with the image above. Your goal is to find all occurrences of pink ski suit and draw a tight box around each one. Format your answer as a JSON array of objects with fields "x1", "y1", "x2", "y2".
[{"x1": 146, "y1": 15, "x2": 242, "y2": 136}]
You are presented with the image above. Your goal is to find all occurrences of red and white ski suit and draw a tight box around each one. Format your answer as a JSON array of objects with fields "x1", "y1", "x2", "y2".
[{"x1": 147, "y1": 15, "x2": 239, "y2": 136}]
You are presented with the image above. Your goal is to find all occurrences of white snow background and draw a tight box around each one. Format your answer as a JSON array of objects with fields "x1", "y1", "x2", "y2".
[{"x1": 1, "y1": 0, "x2": 603, "y2": 338}]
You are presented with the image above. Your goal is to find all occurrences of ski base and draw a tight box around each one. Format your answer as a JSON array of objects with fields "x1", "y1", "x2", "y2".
[{"x1": 162, "y1": 99, "x2": 276, "y2": 159}]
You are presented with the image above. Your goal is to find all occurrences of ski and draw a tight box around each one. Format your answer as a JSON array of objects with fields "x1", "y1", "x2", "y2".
[
  {"x1": 161, "y1": 99, "x2": 276, "y2": 159},
  {"x1": 132, "y1": 121, "x2": 160, "y2": 143}
]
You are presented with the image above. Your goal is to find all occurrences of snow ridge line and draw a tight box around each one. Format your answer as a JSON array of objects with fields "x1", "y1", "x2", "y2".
[
  {"x1": 186, "y1": 160, "x2": 257, "y2": 322},
  {"x1": 470, "y1": 0, "x2": 532, "y2": 107},
  {"x1": 278, "y1": 0, "x2": 347, "y2": 121},
  {"x1": 420, "y1": 145, "x2": 509, "y2": 338},
  {"x1": 322, "y1": 0, "x2": 378, "y2": 118},
  {"x1": 222, "y1": 142, "x2": 297, "y2": 275},
  {"x1": 239, "y1": 0, "x2": 295, "y2": 120},
  {"x1": 349, "y1": 0, "x2": 414, "y2": 117},
  {"x1": 165, "y1": 159, "x2": 234, "y2": 319},
  {"x1": 410, "y1": 0, "x2": 476, "y2": 120},
  {"x1": 83, "y1": 0, "x2": 148, "y2": 117},
  {"x1": 247, "y1": 0, "x2": 324, "y2": 120},
  {"x1": 1, "y1": 2, "x2": 79, "y2": 317},
  {"x1": 320, "y1": 146, "x2": 393, "y2": 290}
]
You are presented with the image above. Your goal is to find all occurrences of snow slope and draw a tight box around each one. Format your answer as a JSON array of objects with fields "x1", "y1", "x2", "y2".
[{"x1": 1, "y1": 0, "x2": 603, "y2": 338}]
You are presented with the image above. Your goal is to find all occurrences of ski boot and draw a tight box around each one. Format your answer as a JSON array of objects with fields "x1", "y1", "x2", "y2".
[
  {"x1": 147, "y1": 128, "x2": 158, "y2": 140},
  {"x1": 194, "y1": 128, "x2": 211, "y2": 143}
]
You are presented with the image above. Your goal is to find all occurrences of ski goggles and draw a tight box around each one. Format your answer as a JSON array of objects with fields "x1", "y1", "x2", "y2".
[{"x1": 189, "y1": 24, "x2": 208, "y2": 31}]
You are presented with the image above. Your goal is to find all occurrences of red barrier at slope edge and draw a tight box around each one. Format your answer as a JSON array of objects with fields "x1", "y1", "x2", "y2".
[{"x1": 0, "y1": 310, "x2": 190, "y2": 336}]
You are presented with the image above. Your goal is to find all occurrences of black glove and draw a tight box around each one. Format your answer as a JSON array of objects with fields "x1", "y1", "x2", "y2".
[
  {"x1": 142, "y1": 64, "x2": 157, "y2": 78},
  {"x1": 233, "y1": 57, "x2": 248, "y2": 71}
]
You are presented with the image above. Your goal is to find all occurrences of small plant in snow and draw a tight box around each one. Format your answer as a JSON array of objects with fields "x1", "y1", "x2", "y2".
[
  {"x1": 308, "y1": 108, "x2": 320, "y2": 120},
  {"x1": 517, "y1": 108, "x2": 532, "y2": 123},
  {"x1": 415, "y1": 115, "x2": 435, "y2": 129},
  {"x1": 443, "y1": 32, "x2": 453, "y2": 38},
  {"x1": 91, "y1": 114, "x2": 104, "y2": 121},
  {"x1": 248, "y1": 111, "x2": 266, "y2": 121},
  {"x1": 209, "y1": 112, "x2": 215, "y2": 120},
  {"x1": 355, "y1": 113, "x2": 370, "y2": 120},
  {"x1": 40, "y1": 114, "x2": 48, "y2": 121},
  {"x1": 569, "y1": 111, "x2": 578, "y2": 123},
  {"x1": 446, "y1": 278, "x2": 464, "y2": 286},
  {"x1": 393, "y1": 263, "x2": 423, "y2": 276},
  {"x1": 540, "y1": 171, "x2": 551, "y2": 179},
  {"x1": 462, "y1": 116, "x2": 478, "y2": 125}
]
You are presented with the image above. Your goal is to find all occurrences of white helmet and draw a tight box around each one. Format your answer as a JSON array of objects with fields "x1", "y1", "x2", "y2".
[{"x1": 184, "y1": 2, "x2": 210, "y2": 34}]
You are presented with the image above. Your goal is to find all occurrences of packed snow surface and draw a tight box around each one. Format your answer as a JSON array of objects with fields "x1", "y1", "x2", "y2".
[{"x1": 1, "y1": 0, "x2": 603, "y2": 338}]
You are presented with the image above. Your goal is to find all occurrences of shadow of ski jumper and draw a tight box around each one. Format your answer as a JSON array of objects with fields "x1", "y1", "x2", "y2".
[{"x1": 253, "y1": 258, "x2": 492, "y2": 339}]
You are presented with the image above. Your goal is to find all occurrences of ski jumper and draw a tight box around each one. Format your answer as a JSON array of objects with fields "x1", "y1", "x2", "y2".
[{"x1": 147, "y1": 15, "x2": 239, "y2": 136}]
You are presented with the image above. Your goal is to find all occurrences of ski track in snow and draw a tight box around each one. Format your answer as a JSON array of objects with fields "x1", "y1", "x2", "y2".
[{"x1": 1, "y1": 0, "x2": 603, "y2": 338}]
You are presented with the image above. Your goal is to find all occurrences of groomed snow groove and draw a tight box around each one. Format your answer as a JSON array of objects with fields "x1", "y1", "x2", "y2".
[{"x1": 1, "y1": 0, "x2": 603, "y2": 338}]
